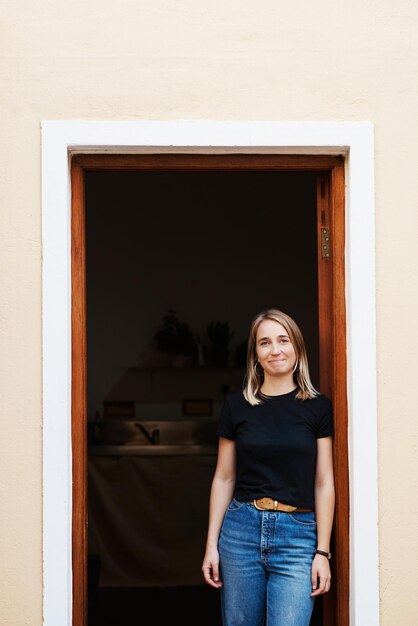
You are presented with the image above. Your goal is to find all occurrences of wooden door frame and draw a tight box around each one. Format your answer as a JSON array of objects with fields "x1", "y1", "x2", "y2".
[
  {"x1": 71, "y1": 154, "x2": 348, "y2": 625},
  {"x1": 42, "y1": 118, "x2": 379, "y2": 626}
]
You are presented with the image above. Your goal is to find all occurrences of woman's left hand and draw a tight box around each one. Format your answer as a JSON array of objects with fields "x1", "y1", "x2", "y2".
[{"x1": 310, "y1": 554, "x2": 331, "y2": 596}]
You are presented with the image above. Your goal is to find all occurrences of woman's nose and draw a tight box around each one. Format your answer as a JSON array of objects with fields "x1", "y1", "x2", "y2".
[{"x1": 271, "y1": 342, "x2": 282, "y2": 354}]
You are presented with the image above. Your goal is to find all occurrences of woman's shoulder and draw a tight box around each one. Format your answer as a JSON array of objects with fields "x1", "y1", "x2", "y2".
[
  {"x1": 304, "y1": 391, "x2": 333, "y2": 411},
  {"x1": 311, "y1": 390, "x2": 332, "y2": 402},
  {"x1": 223, "y1": 389, "x2": 247, "y2": 408}
]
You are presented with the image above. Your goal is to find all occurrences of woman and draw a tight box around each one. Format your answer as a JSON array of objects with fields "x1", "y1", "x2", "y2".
[{"x1": 202, "y1": 309, "x2": 335, "y2": 626}]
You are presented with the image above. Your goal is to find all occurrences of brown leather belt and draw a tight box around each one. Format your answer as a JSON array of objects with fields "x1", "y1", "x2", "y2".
[{"x1": 249, "y1": 498, "x2": 313, "y2": 512}]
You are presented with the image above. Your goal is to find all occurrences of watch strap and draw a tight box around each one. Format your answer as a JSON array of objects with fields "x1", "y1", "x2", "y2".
[{"x1": 315, "y1": 549, "x2": 331, "y2": 559}]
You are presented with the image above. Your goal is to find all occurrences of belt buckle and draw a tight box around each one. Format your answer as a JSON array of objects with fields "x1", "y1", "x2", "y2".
[{"x1": 253, "y1": 499, "x2": 268, "y2": 511}]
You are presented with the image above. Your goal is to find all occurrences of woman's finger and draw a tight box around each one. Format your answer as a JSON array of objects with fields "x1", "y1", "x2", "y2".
[{"x1": 202, "y1": 562, "x2": 222, "y2": 588}]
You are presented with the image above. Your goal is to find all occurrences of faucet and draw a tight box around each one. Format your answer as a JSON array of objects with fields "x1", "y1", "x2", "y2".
[{"x1": 134, "y1": 422, "x2": 160, "y2": 445}]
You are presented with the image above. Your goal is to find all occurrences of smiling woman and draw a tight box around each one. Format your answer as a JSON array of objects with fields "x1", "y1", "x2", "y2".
[
  {"x1": 202, "y1": 308, "x2": 335, "y2": 626},
  {"x1": 247, "y1": 309, "x2": 319, "y2": 403}
]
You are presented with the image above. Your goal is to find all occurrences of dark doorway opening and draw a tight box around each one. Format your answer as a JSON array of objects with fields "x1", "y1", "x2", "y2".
[{"x1": 85, "y1": 169, "x2": 322, "y2": 625}]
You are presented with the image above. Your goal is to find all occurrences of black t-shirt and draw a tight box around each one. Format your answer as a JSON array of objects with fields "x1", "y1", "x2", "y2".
[{"x1": 217, "y1": 387, "x2": 334, "y2": 509}]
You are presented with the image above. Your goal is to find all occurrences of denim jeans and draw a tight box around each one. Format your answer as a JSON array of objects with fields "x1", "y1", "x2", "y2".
[{"x1": 218, "y1": 499, "x2": 317, "y2": 626}]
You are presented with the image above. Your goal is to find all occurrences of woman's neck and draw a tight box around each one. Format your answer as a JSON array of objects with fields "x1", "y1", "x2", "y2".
[{"x1": 260, "y1": 374, "x2": 296, "y2": 396}]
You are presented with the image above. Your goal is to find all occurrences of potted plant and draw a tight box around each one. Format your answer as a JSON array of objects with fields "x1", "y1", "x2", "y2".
[{"x1": 154, "y1": 309, "x2": 195, "y2": 367}]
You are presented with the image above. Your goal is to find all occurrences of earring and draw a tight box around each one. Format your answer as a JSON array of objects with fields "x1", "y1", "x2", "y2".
[
  {"x1": 292, "y1": 360, "x2": 299, "y2": 374},
  {"x1": 255, "y1": 361, "x2": 264, "y2": 376}
]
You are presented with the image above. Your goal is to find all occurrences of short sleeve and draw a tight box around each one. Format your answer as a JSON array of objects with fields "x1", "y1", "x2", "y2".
[
  {"x1": 216, "y1": 396, "x2": 236, "y2": 440},
  {"x1": 316, "y1": 397, "x2": 334, "y2": 438}
]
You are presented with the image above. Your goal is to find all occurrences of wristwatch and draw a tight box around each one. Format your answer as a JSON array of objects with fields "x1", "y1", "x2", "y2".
[{"x1": 315, "y1": 549, "x2": 331, "y2": 560}]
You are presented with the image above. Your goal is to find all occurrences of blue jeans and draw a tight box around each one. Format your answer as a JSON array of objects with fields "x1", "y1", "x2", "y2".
[{"x1": 218, "y1": 499, "x2": 317, "y2": 626}]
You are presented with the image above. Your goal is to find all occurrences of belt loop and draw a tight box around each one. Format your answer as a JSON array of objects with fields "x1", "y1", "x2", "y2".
[{"x1": 274, "y1": 500, "x2": 278, "y2": 510}]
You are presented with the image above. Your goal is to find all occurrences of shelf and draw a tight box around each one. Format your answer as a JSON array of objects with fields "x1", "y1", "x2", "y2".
[{"x1": 104, "y1": 366, "x2": 245, "y2": 403}]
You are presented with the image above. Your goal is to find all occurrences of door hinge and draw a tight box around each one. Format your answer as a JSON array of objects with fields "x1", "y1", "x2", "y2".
[{"x1": 321, "y1": 228, "x2": 331, "y2": 260}]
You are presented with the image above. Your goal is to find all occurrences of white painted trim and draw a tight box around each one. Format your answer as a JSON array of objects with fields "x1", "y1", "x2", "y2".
[{"x1": 42, "y1": 120, "x2": 378, "y2": 625}]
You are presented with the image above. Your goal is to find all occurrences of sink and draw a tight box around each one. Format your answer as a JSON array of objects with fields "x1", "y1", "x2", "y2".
[{"x1": 88, "y1": 418, "x2": 219, "y2": 448}]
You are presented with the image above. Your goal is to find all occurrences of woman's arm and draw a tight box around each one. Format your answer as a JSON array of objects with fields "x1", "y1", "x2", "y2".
[
  {"x1": 311, "y1": 435, "x2": 335, "y2": 597},
  {"x1": 201, "y1": 437, "x2": 236, "y2": 589}
]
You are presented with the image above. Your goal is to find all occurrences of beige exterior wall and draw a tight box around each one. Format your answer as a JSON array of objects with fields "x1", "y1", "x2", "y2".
[{"x1": 1, "y1": 1, "x2": 417, "y2": 624}]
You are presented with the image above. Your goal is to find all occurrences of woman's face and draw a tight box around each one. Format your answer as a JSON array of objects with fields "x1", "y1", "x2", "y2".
[{"x1": 255, "y1": 319, "x2": 297, "y2": 378}]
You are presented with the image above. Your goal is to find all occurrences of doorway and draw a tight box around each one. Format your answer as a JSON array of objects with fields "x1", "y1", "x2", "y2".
[{"x1": 71, "y1": 154, "x2": 349, "y2": 626}]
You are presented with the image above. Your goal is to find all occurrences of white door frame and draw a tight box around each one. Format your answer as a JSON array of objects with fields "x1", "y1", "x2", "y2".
[{"x1": 41, "y1": 120, "x2": 379, "y2": 626}]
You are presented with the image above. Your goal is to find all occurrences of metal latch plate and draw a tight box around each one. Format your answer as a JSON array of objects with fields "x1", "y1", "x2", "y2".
[{"x1": 321, "y1": 228, "x2": 331, "y2": 259}]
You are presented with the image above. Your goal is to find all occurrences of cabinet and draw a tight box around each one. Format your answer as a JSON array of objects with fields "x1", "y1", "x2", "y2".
[{"x1": 88, "y1": 452, "x2": 217, "y2": 587}]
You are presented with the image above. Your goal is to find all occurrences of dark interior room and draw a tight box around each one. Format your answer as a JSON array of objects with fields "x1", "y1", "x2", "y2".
[{"x1": 85, "y1": 168, "x2": 322, "y2": 625}]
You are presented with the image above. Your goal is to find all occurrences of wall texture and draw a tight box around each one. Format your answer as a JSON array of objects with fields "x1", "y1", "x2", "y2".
[{"x1": 1, "y1": 1, "x2": 417, "y2": 624}]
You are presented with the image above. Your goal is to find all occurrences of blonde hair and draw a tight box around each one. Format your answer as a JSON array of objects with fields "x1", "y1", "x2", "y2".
[{"x1": 243, "y1": 308, "x2": 319, "y2": 405}]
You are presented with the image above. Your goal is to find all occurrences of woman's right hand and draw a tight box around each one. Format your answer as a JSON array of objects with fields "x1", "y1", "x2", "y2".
[
  {"x1": 202, "y1": 546, "x2": 223, "y2": 589},
  {"x1": 202, "y1": 437, "x2": 236, "y2": 589}
]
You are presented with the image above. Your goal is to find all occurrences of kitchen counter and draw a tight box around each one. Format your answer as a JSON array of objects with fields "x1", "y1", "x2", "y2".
[{"x1": 88, "y1": 443, "x2": 217, "y2": 456}]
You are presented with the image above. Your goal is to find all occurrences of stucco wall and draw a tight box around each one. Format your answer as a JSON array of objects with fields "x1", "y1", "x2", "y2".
[{"x1": 1, "y1": 1, "x2": 417, "y2": 624}]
